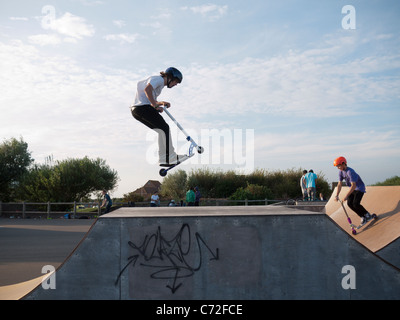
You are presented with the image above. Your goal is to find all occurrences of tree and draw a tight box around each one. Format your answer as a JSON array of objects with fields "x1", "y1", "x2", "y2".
[
  {"x1": 122, "y1": 192, "x2": 144, "y2": 203},
  {"x1": 160, "y1": 169, "x2": 188, "y2": 201},
  {"x1": 19, "y1": 156, "x2": 119, "y2": 202},
  {"x1": 0, "y1": 137, "x2": 33, "y2": 201},
  {"x1": 16, "y1": 162, "x2": 55, "y2": 202},
  {"x1": 186, "y1": 167, "x2": 246, "y2": 198}
]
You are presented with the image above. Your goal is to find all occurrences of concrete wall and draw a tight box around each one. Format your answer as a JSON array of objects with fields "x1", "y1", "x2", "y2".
[{"x1": 24, "y1": 207, "x2": 400, "y2": 300}]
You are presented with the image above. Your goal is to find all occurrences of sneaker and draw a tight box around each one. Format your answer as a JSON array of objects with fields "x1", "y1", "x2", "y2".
[
  {"x1": 359, "y1": 213, "x2": 372, "y2": 227},
  {"x1": 159, "y1": 154, "x2": 188, "y2": 167}
]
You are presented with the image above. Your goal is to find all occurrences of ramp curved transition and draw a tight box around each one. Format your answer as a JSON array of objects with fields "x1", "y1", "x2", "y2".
[{"x1": 324, "y1": 186, "x2": 400, "y2": 253}]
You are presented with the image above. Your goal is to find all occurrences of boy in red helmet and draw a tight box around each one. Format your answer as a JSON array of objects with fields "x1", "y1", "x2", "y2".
[{"x1": 333, "y1": 156, "x2": 373, "y2": 227}]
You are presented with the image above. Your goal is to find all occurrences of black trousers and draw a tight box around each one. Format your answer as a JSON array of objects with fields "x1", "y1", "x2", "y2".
[
  {"x1": 347, "y1": 190, "x2": 368, "y2": 217},
  {"x1": 131, "y1": 105, "x2": 170, "y2": 159}
]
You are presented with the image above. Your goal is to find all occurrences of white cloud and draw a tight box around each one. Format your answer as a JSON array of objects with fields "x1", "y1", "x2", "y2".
[
  {"x1": 151, "y1": 12, "x2": 171, "y2": 20},
  {"x1": 181, "y1": 4, "x2": 228, "y2": 20},
  {"x1": 140, "y1": 9, "x2": 173, "y2": 38},
  {"x1": 41, "y1": 12, "x2": 95, "y2": 40},
  {"x1": 113, "y1": 20, "x2": 126, "y2": 28},
  {"x1": 72, "y1": 0, "x2": 105, "y2": 6},
  {"x1": 28, "y1": 34, "x2": 62, "y2": 46},
  {"x1": 104, "y1": 33, "x2": 141, "y2": 44},
  {"x1": 28, "y1": 11, "x2": 95, "y2": 46},
  {"x1": 141, "y1": 21, "x2": 163, "y2": 29},
  {"x1": 9, "y1": 17, "x2": 29, "y2": 21},
  {"x1": 140, "y1": 20, "x2": 172, "y2": 38}
]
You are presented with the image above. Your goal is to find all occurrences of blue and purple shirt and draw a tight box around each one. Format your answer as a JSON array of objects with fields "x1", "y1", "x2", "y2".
[{"x1": 338, "y1": 167, "x2": 366, "y2": 193}]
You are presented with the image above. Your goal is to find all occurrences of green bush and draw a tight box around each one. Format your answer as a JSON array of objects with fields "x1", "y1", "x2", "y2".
[
  {"x1": 373, "y1": 176, "x2": 400, "y2": 186},
  {"x1": 160, "y1": 167, "x2": 332, "y2": 201},
  {"x1": 230, "y1": 183, "x2": 274, "y2": 201}
]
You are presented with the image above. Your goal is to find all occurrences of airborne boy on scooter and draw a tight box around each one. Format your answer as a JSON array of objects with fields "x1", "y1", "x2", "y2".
[{"x1": 131, "y1": 67, "x2": 186, "y2": 167}]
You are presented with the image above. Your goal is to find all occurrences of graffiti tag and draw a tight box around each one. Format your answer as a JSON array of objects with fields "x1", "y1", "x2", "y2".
[{"x1": 115, "y1": 224, "x2": 219, "y2": 293}]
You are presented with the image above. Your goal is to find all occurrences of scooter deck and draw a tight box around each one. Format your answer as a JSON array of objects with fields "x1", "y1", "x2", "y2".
[{"x1": 159, "y1": 154, "x2": 192, "y2": 176}]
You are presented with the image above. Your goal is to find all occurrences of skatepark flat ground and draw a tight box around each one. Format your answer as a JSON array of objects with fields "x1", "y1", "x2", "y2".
[{"x1": 0, "y1": 219, "x2": 94, "y2": 286}]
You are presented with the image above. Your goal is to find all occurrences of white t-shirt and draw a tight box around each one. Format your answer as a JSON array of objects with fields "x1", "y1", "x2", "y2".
[
  {"x1": 133, "y1": 75, "x2": 165, "y2": 107},
  {"x1": 151, "y1": 194, "x2": 159, "y2": 204}
]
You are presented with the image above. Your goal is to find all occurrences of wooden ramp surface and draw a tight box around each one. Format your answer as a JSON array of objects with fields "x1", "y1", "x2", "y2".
[{"x1": 324, "y1": 186, "x2": 400, "y2": 252}]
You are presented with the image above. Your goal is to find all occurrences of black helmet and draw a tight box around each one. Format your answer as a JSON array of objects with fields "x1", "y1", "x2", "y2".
[{"x1": 165, "y1": 67, "x2": 183, "y2": 83}]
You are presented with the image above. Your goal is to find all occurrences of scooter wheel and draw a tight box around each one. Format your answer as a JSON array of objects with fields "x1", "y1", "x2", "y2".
[
  {"x1": 352, "y1": 229, "x2": 357, "y2": 235},
  {"x1": 372, "y1": 214, "x2": 377, "y2": 219},
  {"x1": 197, "y1": 146, "x2": 204, "y2": 154},
  {"x1": 159, "y1": 169, "x2": 167, "y2": 177}
]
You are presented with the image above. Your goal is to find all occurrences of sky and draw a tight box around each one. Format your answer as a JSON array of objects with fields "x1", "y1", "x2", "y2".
[{"x1": 0, "y1": 0, "x2": 399, "y2": 198}]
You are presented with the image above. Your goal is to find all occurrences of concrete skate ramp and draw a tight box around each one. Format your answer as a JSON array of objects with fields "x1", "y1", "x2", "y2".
[
  {"x1": 324, "y1": 186, "x2": 400, "y2": 268},
  {"x1": 23, "y1": 206, "x2": 400, "y2": 300}
]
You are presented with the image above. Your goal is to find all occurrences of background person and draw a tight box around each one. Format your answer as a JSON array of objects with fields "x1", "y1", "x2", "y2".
[
  {"x1": 300, "y1": 170, "x2": 308, "y2": 201},
  {"x1": 150, "y1": 191, "x2": 160, "y2": 207},
  {"x1": 186, "y1": 187, "x2": 195, "y2": 206},
  {"x1": 100, "y1": 190, "x2": 112, "y2": 214},
  {"x1": 305, "y1": 169, "x2": 317, "y2": 201},
  {"x1": 194, "y1": 186, "x2": 201, "y2": 206}
]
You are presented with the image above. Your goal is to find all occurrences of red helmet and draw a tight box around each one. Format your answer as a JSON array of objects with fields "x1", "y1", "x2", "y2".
[{"x1": 333, "y1": 156, "x2": 347, "y2": 166}]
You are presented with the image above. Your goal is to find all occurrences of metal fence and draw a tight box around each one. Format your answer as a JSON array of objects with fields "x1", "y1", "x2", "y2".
[
  {"x1": 0, "y1": 201, "x2": 103, "y2": 219},
  {"x1": 0, "y1": 198, "x2": 284, "y2": 219},
  {"x1": 0, "y1": 198, "x2": 325, "y2": 219}
]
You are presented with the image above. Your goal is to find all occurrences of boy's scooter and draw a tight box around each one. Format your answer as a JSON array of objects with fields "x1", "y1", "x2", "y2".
[
  {"x1": 159, "y1": 106, "x2": 204, "y2": 177},
  {"x1": 339, "y1": 200, "x2": 357, "y2": 235}
]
